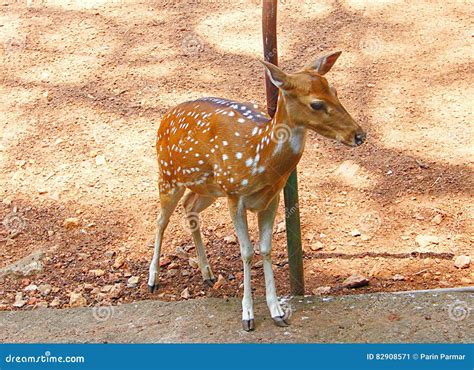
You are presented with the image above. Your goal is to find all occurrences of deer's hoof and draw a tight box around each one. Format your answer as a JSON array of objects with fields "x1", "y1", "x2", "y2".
[
  {"x1": 148, "y1": 284, "x2": 160, "y2": 293},
  {"x1": 203, "y1": 278, "x2": 216, "y2": 287},
  {"x1": 272, "y1": 316, "x2": 290, "y2": 327},
  {"x1": 242, "y1": 319, "x2": 255, "y2": 331}
]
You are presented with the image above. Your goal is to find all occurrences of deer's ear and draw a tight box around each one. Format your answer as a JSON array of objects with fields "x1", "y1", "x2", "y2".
[
  {"x1": 305, "y1": 51, "x2": 342, "y2": 75},
  {"x1": 260, "y1": 60, "x2": 293, "y2": 90}
]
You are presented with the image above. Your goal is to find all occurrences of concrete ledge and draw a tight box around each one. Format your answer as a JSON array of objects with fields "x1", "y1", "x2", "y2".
[{"x1": 0, "y1": 291, "x2": 472, "y2": 343}]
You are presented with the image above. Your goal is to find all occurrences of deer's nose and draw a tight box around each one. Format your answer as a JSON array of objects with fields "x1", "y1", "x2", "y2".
[{"x1": 354, "y1": 132, "x2": 366, "y2": 146}]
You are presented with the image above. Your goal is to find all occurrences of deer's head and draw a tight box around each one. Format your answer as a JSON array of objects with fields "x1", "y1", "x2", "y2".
[{"x1": 262, "y1": 51, "x2": 366, "y2": 147}]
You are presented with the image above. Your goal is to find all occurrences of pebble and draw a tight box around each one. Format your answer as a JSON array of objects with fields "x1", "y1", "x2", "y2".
[
  {"x1": 105, "y1": 250, "x2": 116, "y2": 258},
  {"x1": 167, "y1": 269, "x2": 178, "y2": 277},
  {"x1": 13, "y1": 292, "x2": 27, "y2": 308},
  {"x1": 415, "y1": 235, "x2": 440, "y2": 249},
  {"x1": 213, "y1": 274, "x2": 226, "y2": 289},
  {"x1": 310, "y1": 241, "x2": 323, "y2": 251},
  {"x1": 38, "y1": 283, "x2": 52, "y2": 295},
  {"x1": 50, "y1": 297, "x2": 61, "y2": 307},
  {"x1": 69, "y1": 292, "x2": 87, "y2": 307},
  {"x1": 63, "y1": 217, "x2": 80, "y2": 229},
  {"x1": 159, "y1": 257, "x2": 172, "y2": 267},
  {"x1": 168, "y1": 262, "x2": 179, "y2": 270},
  {"x1": 112, "y1": 255, "x2": 125, "y2": 269},
  {"x1": 188, "y1": 257, "x2": 199, "y2": 269},
  {"x1": 392, "y1": 274, "x2": 405, "y2": 281},
  {"x1": 180, "y1": 287, "x2": 191, "y2": 299},
  {"x1": 89, "y1": 269, "x2": 105, "y2": 277},
  {"x1": 454, "y1": 255, "x2": 470, "y2": 269},
  {"x1": 343, "y1": 274, "x2": 369, "y2": 288},
  {"x1": 312, "y1": 286, "x2": 331, "y2": 295},
  {"x1": 351, "y1": 229, "x2": 361, "y2": 237},
  {"x1": 175, "y1": 246, "x2": 188, "y2": 259},
  {"x1": 35, "y1": 301, "x2": 48, "y2": 309},
  {"x1": 100, "y1": 285, "x2": 113, "y2": 293},
  {"x1": 24, "y1": 284, "x2": 38, "y2": 292},
  {"x1": 108, "y1": 283, "x2": 124, "y2": 299},
  {"x1": 223, "y1": 234, "x2": 237, "y2": 244},
  {"x1": 127, "y1": 276, "x2": 140, "y2": 288},
  {"x1": 254, "y1": 260, "x2": 263, "y2": 268},
  {"x1": 95, "y1": 155, "x2": 106, "y2": 166},
  {"x1": 276, "y1": 221, "x2": 286, "y2": 233},
  {"x1": 83, "y1": 283, "x2": 94, "y2": 291},
  {"x1": 431, "y1": 214, "x2": 443, "y2": 225}
]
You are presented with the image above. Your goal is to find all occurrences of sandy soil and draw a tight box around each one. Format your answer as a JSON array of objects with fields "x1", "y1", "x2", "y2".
[{"x1": 0, "y1": 0, "x2": 472, "y2": 311}]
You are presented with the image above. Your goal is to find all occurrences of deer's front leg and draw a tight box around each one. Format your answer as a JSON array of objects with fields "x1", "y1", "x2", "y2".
[
  {"x1": 258, "y1": 194, "x2": 290, "y2": 327},
  {"x1": 228, "y1": 197, "x2": 255, "y2": 331}
]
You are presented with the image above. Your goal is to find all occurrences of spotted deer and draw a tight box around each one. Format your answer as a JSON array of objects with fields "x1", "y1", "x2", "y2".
[{"x1": 148, "y1": 51, "x2": 366, "y2": 331}]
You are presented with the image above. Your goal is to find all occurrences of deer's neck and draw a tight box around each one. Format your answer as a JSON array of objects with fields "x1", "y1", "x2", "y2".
[{"x1": 263, "y1": 93, "x2": 307, "y2": 175}]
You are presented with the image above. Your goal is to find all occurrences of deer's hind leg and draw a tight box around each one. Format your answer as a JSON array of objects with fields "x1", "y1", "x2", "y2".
[
  {"x1": 148, "y1": 187, "x2": 185, "y2": 292},
  {"x1": 182, "y1": 190, "x2": 216, "y2": 286}
]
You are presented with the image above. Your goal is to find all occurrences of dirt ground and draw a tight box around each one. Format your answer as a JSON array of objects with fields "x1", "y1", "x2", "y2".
[{"x1": 0, "y1": 0, "x2": 472, "y2": 312}]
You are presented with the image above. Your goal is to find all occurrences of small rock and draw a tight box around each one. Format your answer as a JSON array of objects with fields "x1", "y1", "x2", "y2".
[
  {"x1": 35, "y1": 301, "x2": 48, "y2": 309},
  {"x1": 213, "y1": 274, "x2": 226, "y2": 289},
  {"x1": 310, "y1": 241, "x2": 324, "y2": 251},
  {"x1": 69, "y1": 292, "x2": 87, "y2": 307},
  {"x1": 104, "y1": 250, "x2": 116, "y2": 258},
  {"x1": 343, "y1": 274, "x2": 369, "y2": 288},
  {"x1": 167, "y1": 269, "x2": 178, "y2": 277},
  {"x1": 112, "y1": 255, "x2": 125, "y2": 269},
  {"x1": 0, "y1": 250, "x2": 44, "y2": 278},
  {"x1": 13, "y1": 292, "x2": 27, "y2": 308},
  {"x1": 63, "y1": 217, "x2": 80, "y2": 229},
  {"x1": 431, "y1": 214, "x2": 443, "y2": 225},
  {"x1": 168, "y1": 262, "x2": 179, "y2": 270},
  {"x1": 276, "y1": 221, "x2": 286, "y2": 233},
  {"x1": 49, "y1": 297, "x2": 61, "y2": 307},
  {"x1": 83, "y1": 283, "x2": 94, "y2": 291},
  {"x1": 175, "y1": 246, "x2": 188, "y2": 259},
  {"x1": 127, "y1": 276, "x2": 139, "y2": 288},
  {"x1": 351, "y1": 229, "x2": 361, "y2": 237},
  {"x1": 180, "y1": 287, "x2": 191, "y2": 299},
  {"x1": 415, "y1": 235, "x2": 440, "y2": 250},
  {"x1": 454, "y1": 255, "x2": 470, "y2": 269},
  {"x1": 100, "y1": 285, "x2": 113, "y2": 293},
  {"x1": 108, "y1": 283, "x2": 124, "y2": 299},
  {"x1": 159, "y1": 257, "x2": 172, "y2": 267},
  {"x1": 95, "y1": 155, "x2": 106, "y2": 166},
  {"x1": 89, "y1": 269, "x2": 105, "y2": 277},
  {"x1": 223, "y1": 234, "x2": 237, "y2": 244},
  {"x1": 37, "y1": 283, "x2": 52, "y2": 295},
  {"x1": 254, "y1": 260, "x2": 263, "y2": 268},
  {"x1": 312, "y1": 286, "x2": 331, "y2": 295},
  {"x1": 188, "y1": 257, "x2": 199, "y2": 269},
  {"x1": 392, "y1": 274, "x2": 405, "y2": 281},
  {"x1": 24, "y1": 284, "x2": 38, "y2": 292}
]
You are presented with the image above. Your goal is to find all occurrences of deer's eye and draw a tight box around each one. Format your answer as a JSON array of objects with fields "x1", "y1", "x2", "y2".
[{"x1": 310, "y1": 101, "x2": 325, "y2": 111}]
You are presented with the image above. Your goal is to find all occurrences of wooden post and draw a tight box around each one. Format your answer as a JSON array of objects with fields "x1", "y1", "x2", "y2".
[{"x1": 262, "y1": 0, "x2": 305, "y2": 296}]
